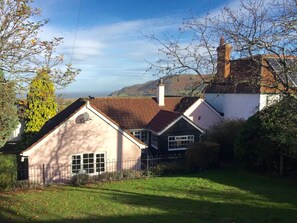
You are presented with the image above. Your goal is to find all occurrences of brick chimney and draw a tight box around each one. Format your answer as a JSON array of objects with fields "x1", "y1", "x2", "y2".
[
  {"x1": 157, "y1": 78, "x2": 165, "y2": 106},
  {"x1": 217, "y1": 37, "x2": 232, "y2": 78}
]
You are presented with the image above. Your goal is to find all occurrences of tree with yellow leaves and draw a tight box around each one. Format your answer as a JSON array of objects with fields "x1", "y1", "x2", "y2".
[{"x1": 25, "y1": 69, "x2": 57, "y2": 136}]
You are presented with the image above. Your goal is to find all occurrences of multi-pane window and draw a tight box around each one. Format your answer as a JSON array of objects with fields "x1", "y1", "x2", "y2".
[
  {"x1": 83, "y1": 153, "x2": 94, "y2": 173},
  {"x1": 151, "y1": 134, "x2": 158, "y2": 149},
  {"x1": 71, "y1": 155, "x2": 81, "y2": 174},
  {"x1": 71, "y1": 153, "x2": 105, "y2": 174},
  {"x1": 131, "y1": 130, "x2": 148, "y2": 144},
  {"x1": 96, "y1": 153, "x2": 105, "y2": 173},
  {"x1": 168, "y1": 135, "x2": 194, "y2": 151}
]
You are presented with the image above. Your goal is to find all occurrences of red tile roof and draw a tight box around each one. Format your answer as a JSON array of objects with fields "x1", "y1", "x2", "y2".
[
  {"x1": 147, "y1": 110, "x2": 181, "y2": 133},
  {"x1": 89, "y1": 97, "x2": 198, "y2": 129},
  {"x1": 22, "y1": 96, "x2": 199, "y2": 153},
  {"x1": 206, "y1": 55, "x2": 297, "y2": 94}
]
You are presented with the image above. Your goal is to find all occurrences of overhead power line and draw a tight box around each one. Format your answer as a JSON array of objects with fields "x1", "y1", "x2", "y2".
[{"x1": 71, "y1": 0, "x2": 83, "y2": 63}]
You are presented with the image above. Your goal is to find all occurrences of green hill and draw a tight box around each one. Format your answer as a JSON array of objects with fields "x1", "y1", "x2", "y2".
[{"x1": 110, "y1": 74, "x2": 211, "y2": 97}]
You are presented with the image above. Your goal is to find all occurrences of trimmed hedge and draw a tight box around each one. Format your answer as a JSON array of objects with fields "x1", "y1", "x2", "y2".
[
  {"x1": 0, "y1": 154, "x2": 17, "y2": 190},
  {"x1": 186, "y1": 142, "x2": 220, "y2": 169}
]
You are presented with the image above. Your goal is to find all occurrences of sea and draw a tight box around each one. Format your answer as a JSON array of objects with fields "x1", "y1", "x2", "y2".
[{"x1": 56, "y1": 92, "x2": 111, "y2": 99}]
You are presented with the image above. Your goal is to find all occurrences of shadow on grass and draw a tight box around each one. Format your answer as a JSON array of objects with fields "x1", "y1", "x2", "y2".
[
  {"x1": 181, "y1": 167, "x2": 297, "y2": 207},
  {"x1": 0, "y1": 168, "x2": 297, "y2": 223}
]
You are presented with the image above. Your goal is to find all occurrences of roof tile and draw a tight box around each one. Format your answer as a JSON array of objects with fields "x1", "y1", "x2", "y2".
[{"x1": 89, "y1": 97, "x2": 198, "y2": 129}]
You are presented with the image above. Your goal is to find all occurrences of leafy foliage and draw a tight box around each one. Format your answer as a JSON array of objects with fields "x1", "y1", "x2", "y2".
[
  {"x1": 0, "y1": 0, "x2": 80, "y2": 92},
  {"x1": 0, "y1": 71, "x2": 18, "y2": 147},
  {"x1": 235, "y1": 96, "x2": 297, "y2": 174},
  {"x1": 25, "y1": 69, "x2": 57, "y2": 135},
  {"x1": 186, "y1": 141, "x2": 220, "y2": 169},
  {"x1": 208, "y1": 119, "x2": 245, "y2": 162},
  {"x1": 0, "y1": 154, "x2": 17, "y2": 190}
]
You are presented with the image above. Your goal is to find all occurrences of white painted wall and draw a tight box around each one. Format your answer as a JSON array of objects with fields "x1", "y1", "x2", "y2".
[
  {"x1": 22, "y1": 105, "x2": 142, "y2": 182},
  {"x1": 205, "y1": 93, "x2": 261, "y2": 120}
]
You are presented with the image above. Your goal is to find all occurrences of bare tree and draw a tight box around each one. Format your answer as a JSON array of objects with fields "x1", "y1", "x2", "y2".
[
  {"x1": 146, "y1": 16, "x2": 219, "y2": 91},
  {"x1": 0, "y1": 0, "x2": 80, "y2": 92},
  {"x1": 147, "y1": 0, "x2": 297, "y2": 96}
]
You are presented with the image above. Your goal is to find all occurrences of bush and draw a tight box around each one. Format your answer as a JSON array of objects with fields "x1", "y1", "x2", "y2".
[
  {"x1": 235, "y1": 117, "x2": 292, "y2": 174},
  {"x1": 208, "y1": 119, "x2": 245, "y2": 162},
  {"x1": 0, "y1": 154, "x2": 17, "y2": 190},
  {"x1": 70, "y1": 172, "x2": 89, "y2": 186},
  {"x1": 70, "y1": 170, "x2": 145, "y2": 186},
  {"x1": 186, "y1": 142, "x2": 220, "y2": 169},
  {"x1": 150, "y1": 161, "x2": 187, "y2": 176},
  {"x1": 235, "y1": 96, "x2": 297, "y2": 175}
]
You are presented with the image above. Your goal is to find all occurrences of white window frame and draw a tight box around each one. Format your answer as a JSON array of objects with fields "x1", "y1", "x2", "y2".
[
  {"x1": 71, "y1": 152, "x2": 106, "y2": 175},
  {"x1": 131, "y1": 130, "x2": 149, "y2": 144},
  {"x1": 151, "y1": 133, "x2": 158, "y2": 149},
  {"x1": 168, "y1": 135, "x2": 194, "y2": 151}
]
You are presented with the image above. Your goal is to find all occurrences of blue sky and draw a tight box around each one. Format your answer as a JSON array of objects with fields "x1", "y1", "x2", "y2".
[{"x1": 33, "y1": 0, "x2": 234, "y2": 95}]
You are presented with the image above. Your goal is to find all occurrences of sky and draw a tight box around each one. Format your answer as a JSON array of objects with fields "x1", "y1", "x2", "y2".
[{"x1": 32, "y1": 0, "x2": 234, "y2": 95}]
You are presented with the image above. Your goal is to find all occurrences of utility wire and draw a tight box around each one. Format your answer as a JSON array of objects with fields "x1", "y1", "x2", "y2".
[{"x1": 71, "y1": 0, "x2": 83, "y2": 63}]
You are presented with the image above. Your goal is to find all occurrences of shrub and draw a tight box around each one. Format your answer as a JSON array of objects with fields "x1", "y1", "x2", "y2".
[
  {"x1": 208, "y1": 119, "x2": 245, "y2": 162},
  {"x1": 186, "y1": 142, "x2": 220, "y2": 169},
  {"x1": 0, "y1": 154, "x2": 17, "y2": 190},
  {"x1": 70, "y1": 170, "x2": 145, "y2": 186},
  {"x1": 235, "y1": 96, "x2": 297, "y2": 175},
  {"x1": 150, "y1": 161, "x2": 187, "y2": 176},
  {"x1": 70, "y1": 172, "x2": 89, "y2": 186}
]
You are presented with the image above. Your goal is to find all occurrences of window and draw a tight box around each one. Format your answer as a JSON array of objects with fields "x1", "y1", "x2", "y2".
[
  {"x1": 96, "y1": 153, "x2": 105, "y2": 173},
  {"x1": 151, "y1": 134, "x2": 158, "y2": 149},
  {"x1": 71, "y1": 155, "x2": 81, "y2": 174},
  {"x1": 168, "y1": 135, "x2": 194, "y2": 151},
  {"x1": 131, "y1": 130, "x2": 148, "y2": 144},
  {"x1": 83, "y1": 153, "x2": 94, "y2": 174},
  {"x1": 71, "y1": 153, "x2": 105, "y2": 174}
]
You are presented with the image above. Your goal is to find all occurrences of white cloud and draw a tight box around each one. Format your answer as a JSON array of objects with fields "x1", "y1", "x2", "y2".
[
  {"x1": 38, "y1": 0, "x2": 255, "y2": 94},
  {"x1": 38, "y1": 17, "x2": 181, "y2": 93}
]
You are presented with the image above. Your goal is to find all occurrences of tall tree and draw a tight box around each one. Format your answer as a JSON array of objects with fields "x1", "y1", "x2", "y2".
[
  {"x1": 0, "y1": 0, "x2": 80, "y2": 143},
  {"x1": 25, "y1": 69, "x2": 57, "y2": 135},
  {"x1": 0, "y1": 0, "x2": 80, "y2": 91},
  {"x1": 147, "y1": 0, "x2": 297, "y2": 96},
  {"x1": 0, "y1": 71, "x2": 18, "y2": 148}
]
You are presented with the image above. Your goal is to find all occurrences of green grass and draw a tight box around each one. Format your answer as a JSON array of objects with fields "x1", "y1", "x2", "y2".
[{"x1": 0, "y1": 168, "x2": 296, "y2": 223}]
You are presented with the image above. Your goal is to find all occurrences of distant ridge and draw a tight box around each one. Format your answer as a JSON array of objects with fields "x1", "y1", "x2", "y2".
[{"x1": 110, "y1": 74, "x2": 211, "y2": 97}]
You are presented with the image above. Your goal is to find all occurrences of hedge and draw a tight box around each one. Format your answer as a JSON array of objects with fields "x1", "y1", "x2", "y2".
[{"x1": 186, "y1": 142, "x2": 220, "y2": 169}]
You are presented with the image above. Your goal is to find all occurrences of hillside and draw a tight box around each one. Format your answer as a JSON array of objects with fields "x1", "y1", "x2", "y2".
[{"x1": 110, "y1": 74, "x2": 211, "y2": 96}]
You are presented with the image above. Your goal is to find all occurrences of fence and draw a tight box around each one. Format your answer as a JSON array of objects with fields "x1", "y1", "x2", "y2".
[{"x1": 17, "y1": 155, "x2": 186, "y2": 186}]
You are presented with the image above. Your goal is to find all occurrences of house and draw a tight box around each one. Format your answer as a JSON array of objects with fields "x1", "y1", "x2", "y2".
[
  {"x1": 20, "y1": 99, "x2": 147, "y2": 182},
  {"x1": 20, "y1": 82, "x2": 223, "y2": 182},
  {"x1": 205, "y1": 37, "x2": 296, "y2": 120}
]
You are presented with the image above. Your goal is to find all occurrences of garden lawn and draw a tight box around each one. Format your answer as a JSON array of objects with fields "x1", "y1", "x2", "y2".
[{"x1": 0, "y1": 168, "x2": 296, "y2": 223}]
